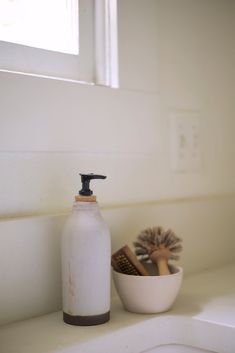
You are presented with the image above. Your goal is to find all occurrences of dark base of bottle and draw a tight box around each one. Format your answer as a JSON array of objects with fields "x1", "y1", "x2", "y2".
[{"x1": 63, "y1": 311, "x2": 110, "y2": 326}]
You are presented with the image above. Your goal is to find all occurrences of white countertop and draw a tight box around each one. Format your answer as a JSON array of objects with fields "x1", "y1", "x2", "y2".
[{"x1": 0, "y1": 264, "x2": 235, "y2": 353}]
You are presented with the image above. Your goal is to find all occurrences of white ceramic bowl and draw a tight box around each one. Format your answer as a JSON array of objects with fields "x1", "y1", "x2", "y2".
[{"x1": 112, "y1": 265, "x2": 183, "y2": 314}]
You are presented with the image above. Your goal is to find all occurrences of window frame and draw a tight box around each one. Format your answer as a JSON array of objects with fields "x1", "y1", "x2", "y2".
[{"x1": 0, "y1": 0, "x2": 118, "y2": 88}]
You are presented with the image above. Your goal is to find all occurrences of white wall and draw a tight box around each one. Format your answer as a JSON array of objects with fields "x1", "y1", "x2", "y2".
[
  {"x1": 1, "y1": 195, "x2": 235, "y2": 325},
  {"x1": 0, "y1": 0, "x2": 235, "y2": 325},
  {"x1": 0, "y1": 0, "x2": 235, "y2": 217}
]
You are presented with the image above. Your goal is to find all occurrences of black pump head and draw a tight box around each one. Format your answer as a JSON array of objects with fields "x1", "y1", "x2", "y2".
[{"x1": 79, "y1": 173, "x2": 106, "y2": 196}]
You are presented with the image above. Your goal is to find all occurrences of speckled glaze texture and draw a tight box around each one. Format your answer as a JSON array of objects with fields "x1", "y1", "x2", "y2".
[{"x1": 61, "y1": 201, "x2": 111, "y2": 324}]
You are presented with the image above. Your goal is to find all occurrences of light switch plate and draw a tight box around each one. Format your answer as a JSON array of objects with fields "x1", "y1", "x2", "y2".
[{"x1": 170, "y1": 111, "x2": 201, "y2": 172}]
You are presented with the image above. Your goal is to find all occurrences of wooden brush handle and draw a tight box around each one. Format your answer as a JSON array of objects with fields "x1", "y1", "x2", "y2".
[
  {"x1": 150, "y1": 251, "x2": 170, "y2": 276},
  {"x1": 157, "y1": 257, "x2": 170, "y2": 276}
]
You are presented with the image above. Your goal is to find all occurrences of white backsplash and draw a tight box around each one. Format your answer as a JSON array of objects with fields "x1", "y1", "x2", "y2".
[
  {"x1": 0, "y1": 194, "x2": 235, "y2": 326},
  {"x1": 0, "y1": 0, "x2": 235, "y2": 327}
]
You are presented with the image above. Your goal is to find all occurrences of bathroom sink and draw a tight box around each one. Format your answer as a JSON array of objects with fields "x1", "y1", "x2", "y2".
[{"x1": 145, "y1": 344, "x2": 215, "y2": 353}]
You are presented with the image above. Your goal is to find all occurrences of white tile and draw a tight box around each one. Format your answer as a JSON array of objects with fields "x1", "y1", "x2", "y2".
[
  {"x1": 0, "y1": 150, "x2": 235, "y2": 217},
  {"x1": 0, "y1": 195, "x2": 235, "y2": 325},
  {"x1": 0, "y1": 72, "x2": 160, "y2": 154}
]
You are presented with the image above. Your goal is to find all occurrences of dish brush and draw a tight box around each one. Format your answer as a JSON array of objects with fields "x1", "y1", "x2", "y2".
[
  {"x1": 133, "y1": 226, "x2": 182, "y2": 276},
  {"x1": 111, "y1": 245, "x2": 149, "y2": 276}
]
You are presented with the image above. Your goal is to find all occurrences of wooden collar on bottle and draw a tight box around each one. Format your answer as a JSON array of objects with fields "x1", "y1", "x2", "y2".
[{"x1": 75, "y1": 195, "x2": 97, "y2": 202}]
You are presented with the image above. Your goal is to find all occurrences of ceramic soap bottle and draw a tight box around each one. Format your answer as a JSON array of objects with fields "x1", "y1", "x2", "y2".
[{"x1": 61, "y1": 173, "x2": 111, "y2": 326}]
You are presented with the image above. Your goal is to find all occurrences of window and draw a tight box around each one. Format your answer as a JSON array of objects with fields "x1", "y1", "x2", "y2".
[
  {"x1": 0, "y1": 0, "x2": 118, "y2": 88},
  {"x1": 0, "y1": 0, "x2": 79, "y2": 54}
]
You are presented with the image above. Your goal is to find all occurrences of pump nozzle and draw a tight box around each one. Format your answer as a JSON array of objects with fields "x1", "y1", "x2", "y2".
[{"x1": 79, "y1": 173, "x2": 106, "y2": 196}]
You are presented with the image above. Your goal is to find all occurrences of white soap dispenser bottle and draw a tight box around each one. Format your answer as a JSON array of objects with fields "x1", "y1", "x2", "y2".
[{"x1": 61, "y1": 173, "x2": 111, "y2": 326}]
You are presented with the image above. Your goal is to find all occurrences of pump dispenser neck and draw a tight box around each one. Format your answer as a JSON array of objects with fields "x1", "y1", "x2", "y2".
[{"x1": 75, "y1": 173, "x2": 106, "y2": 202}]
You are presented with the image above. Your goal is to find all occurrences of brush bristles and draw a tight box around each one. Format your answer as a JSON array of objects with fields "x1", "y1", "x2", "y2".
[
  {"x1": 134, "y1": 226, "x2": 182, "y2": 262},
  {"x1": 111, "y1": 245, "x2": 149, "y2": 275}
]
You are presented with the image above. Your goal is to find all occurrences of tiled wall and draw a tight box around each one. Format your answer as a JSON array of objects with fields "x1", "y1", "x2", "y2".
[
  {"x1": 0, "y1": 0, "x2": 235, "y2": 325},
  {"x1": 1, "y1": 195, "x2": 235, "y2": 325}
]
